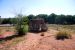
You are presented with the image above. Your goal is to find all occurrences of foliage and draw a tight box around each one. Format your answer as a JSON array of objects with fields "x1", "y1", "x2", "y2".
[
  {"x1": 56, "y1": 30, "x2": 72, "y2": 40},
  {"x1": 1, "y1": 18, "x2": 12, "y2": 24},
  {"x1": 0, "y1": 13, "x2": 75, "y2": 25},
  {"x1": 55, "y1": 15, "x2": 67, "y2": 24},
  {"x1": 22, "y1": 16, "x2": 29, "y2": 25},
  {"x1": 15, "y1": 14, "x2": 28, "y2": 36},
  {"x1": 16, "y1": 25, "x2": 24, "y2": 35},
  {"x1": 47, "y1": 13, "x2": 57, "y2": 24},
  {"x1": 11, "y1": 18, "x2": 17, "y2": 25},
  {"x1": 36, "y1": 14, "x2": 48, "y2": 23},
  {"x1": 16, "y1": 25, "x2": 28, "y2": 36},
  {"x1": 23, "y1": 25, "x2": 28, "y2": 33},
  {"x1": 27, "y1": 14, "x2": 35, "y2": 20}
]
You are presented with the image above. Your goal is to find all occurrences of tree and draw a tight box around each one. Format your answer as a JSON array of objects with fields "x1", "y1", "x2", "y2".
[
  {"x1": 15, "y1": 13, "x2": 24, "y2": 35},
  {"x1": 2, "y1": 18, "x2": 11, "y2": 24},
  {"x1": 66, "y1": 15, "x2": 74, "y2": 24},
  {"x1": 28, "y1": 14, "x2": 35, "y2": 20},
  {"x1": 11, "y1": 18, "x2": 17, "y2": 25},
  {"x1": 0, "y1": 16, "x2": 1, "y2": 24},
  {"x1": 47, "y1": 13, "x2": 57, "y2": 24},
  {"x1": 72, "y1": 15, "x2": 75, "y2": 24},
  {"x1": 36, "y1": 14, "x2": 48, "y2": 23},
  {"x1": 22, "y1": 16, "x2": 29, "y2": 25},
  {"x1": 15, "y1": 13, "x2": 29, "y2": 36},
  {"x1": 55, "y1": 14, "x2": 67, "y2": 24}
]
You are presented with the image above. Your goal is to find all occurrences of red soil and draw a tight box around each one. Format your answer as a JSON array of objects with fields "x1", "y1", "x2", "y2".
[
  {"x1": 0, "y1": 29, "x2": 75, "y2": 50},
  {"x1": 0, "y1": 31, "x2": 15, "y2": 38},
  {"x1": 0, "y1": 31, "x2": 15, "y2": 49}
]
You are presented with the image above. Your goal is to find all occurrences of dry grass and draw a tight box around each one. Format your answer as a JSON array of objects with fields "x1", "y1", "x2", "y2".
[
  {"x1": 55, "y1": 30, "x2": 72, "y2": 40},
  {"x1": 0, "y1": 35, "x2": 26, "y2": 50},
  {"x1": 0, "y1": 26, "x2": 27, "y2": 49},
  {"x1": 48, "y1": 24, "x2": 75, "y2": 34},
  {"x1": 0, "y1": 26, "x2": 16, "y2": 35}
]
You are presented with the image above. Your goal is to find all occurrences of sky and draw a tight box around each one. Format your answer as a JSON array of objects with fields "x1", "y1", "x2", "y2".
[{"x1": 0, "y1": 0, "x2": 75, "y2": 18}]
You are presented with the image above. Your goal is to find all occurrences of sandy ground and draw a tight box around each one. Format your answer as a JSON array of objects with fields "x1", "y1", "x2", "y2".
[{"x1": 0, "y1": 29, "x2": 75, "y2": 50}]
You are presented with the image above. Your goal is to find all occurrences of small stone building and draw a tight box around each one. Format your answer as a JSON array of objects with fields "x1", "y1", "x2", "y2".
[{"x1": 29, "y1": 18, "x2": 48, "y2": 32}]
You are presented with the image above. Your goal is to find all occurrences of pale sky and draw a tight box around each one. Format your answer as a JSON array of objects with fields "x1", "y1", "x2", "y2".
[{"x1": 0, "y1": 0, "x2": 75, "y2": 18}]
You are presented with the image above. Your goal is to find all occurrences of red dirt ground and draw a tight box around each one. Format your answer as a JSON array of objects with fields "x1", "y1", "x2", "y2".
[
  {"x1": 0, "y1": 31, "x2": 15, "y2": 49},
  {"x1": 0, "y1": 29, "x2": 75, "y2": 50},
  {"x1": 0, "y1": 31, "x2": 15, "y2": 38}
]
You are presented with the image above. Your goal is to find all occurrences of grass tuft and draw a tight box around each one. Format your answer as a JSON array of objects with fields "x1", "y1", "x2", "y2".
[{"x1": 56, "y1": 30, "x2": 72, "y2": 40}]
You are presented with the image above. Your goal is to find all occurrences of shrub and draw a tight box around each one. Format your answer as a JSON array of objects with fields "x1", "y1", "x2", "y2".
[
  {"x1": 16, "y1": 25, "x2": 28, "y2": 36},
  {"x1": 56, "y1": 30, "x2": 72, "y2": 40},
  {"x1": 23, "y1": 25, "x2": 28, "y2": 33},
  {"x1": 16, "y1": 26, "x2": 24, "y2": 36},
  {"x1": 15, "y1": 14, "x2": 28, "y2": 36}
]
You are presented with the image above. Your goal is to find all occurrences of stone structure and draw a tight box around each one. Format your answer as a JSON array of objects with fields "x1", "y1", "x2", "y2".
[{"x1": 29, "y1": 18, "x2": 48, "y2": 32}]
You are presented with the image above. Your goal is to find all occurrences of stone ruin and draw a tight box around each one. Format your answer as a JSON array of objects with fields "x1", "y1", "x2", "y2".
[{"x1": 29, "y1": 18, "x2": 48, "y2": 32}]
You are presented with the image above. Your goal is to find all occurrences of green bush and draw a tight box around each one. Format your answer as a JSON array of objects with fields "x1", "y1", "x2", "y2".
[
  {"x1": 16, "y1": 25, "x2": 28, "y2": 36},
  {"x1": 16, "y1": 26, "x2": 24, "y2": 36},
  {"x1": 56, "y1": 30, "x2": 72, "y2": 40},
  {"x1": 23, "y1": 25, "x2": 28, "y2": 33},
  {"x1": 15, "y1": 14, "x2": 29, "y2": 36}
]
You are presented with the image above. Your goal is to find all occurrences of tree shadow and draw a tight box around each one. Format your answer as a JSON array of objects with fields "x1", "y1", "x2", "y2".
[{"x1": 0, "y1": 34, "x2": 24, "y2": 41}]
